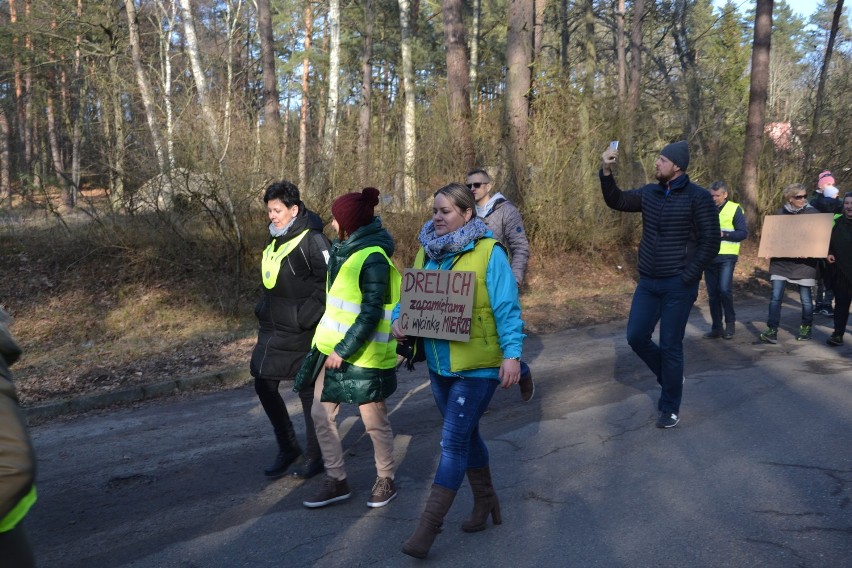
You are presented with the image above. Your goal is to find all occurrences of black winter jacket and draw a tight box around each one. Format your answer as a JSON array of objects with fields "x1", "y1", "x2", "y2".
[
  {"x1": 250, "y1": 207, "x2": 330, "y2": 381},
  {"x1": 293, "y1": 217, "x2": 397, "y2": 404},
  {"x1": 600, "y1": 171, "x2": 721, "y2": 285},
  {"x1": 810, "y1": 193, "x2": 841, "y2": 214}
]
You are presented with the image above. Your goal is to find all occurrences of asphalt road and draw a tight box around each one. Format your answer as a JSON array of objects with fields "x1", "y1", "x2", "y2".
[{"x1": 24, "y1": 294, "x2": 852, "y2": 567}]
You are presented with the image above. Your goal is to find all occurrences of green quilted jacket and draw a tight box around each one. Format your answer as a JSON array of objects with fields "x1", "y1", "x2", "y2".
[{"x1": 294, "y1": 217, "x2": 398, "y2": 404}]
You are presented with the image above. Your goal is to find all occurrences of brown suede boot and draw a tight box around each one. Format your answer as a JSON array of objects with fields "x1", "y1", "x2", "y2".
[
  {"x1": 401, "y1": 484, "x2": 457, "y2": 559},
  {"x1": 461, "y1": 466, "x2": 502, "y2": 532}
]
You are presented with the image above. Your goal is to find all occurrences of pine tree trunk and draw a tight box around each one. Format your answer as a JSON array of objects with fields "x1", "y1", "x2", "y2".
[
  {"x1": 0, "y1": 109, "x2": 9, "y2": 206},
  {"x1": 503, "y1": 0, "x2": 533, "y2": 204},
  {"x1": 441, "y1": 0, "x2": 474, "y2": 168},
  {"x1": 398, "y1": 0, "x2": 417, "y2": 207},
  {"x1": 469, "y1": 0, "x2": 481, "y2": 110},
  {"x1": 358, "y1": 0, "x2": 374, "y2": 185},
  {"x1": 257, "y1": 0, "x2": 281, "y2": 130},
  {"x1": 740, "y1": 0, "x2": 773, "y2": 230},
  {"x1": 626, "y1": 0, "x2": 645, "y2": 187},
  {"x1": 178, "y1": 0, "x2": 221, "y2": 158},
  {"x1": 299, "y1": 1, "x2": 313, "y2": 191},
  {"x1": 125, "y1": 0, "x2": 167, "y2": 175},
  {"x1": 320, "y1": 0, "x2": 341, "y2": 196},
  {"x1": 616, "y1": 0, "x2": 626, "y2": 104}
]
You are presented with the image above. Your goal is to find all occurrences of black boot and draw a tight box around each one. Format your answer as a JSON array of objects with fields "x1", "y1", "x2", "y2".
[
  {"x1": 256, "y1": 379, "x2": 303, "y2": 478},
  {"x1": 291, "y1": 389, "x2": 324, "y2": 479},
  {"x1": 265, "y1": 426, "x2": 303, "y2": 479}
]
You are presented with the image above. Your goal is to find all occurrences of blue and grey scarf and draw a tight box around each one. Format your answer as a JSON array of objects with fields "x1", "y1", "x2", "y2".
[{"x1": 418, "y1": 217, "x2": 489, "y2": 263}]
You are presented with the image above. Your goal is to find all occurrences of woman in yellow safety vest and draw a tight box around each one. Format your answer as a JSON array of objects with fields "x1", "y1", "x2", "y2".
[
  {"x1": 294, "y1": 187, "x2": 401, "y2": 510},
  {"x1": 393, "y1": 183, "x2": 525, "y2": 559},
  {"x1": 250, "y1": 180, "x2": 331, "y2": 480}
]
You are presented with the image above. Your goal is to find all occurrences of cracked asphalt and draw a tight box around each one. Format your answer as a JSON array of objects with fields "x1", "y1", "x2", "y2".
[{"x1": 25, "y1": 294, "x2": 852, "y2": 567}]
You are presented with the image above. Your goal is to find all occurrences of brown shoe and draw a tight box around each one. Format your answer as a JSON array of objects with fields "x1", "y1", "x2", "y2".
[
  {"x1": 303, "y1": 475, "x2": 351, "y2": 508},
  {"x1": 519, "y1": 370, "x2": 535, "y2": 402},
  {"x1": 367, "y1": 476, "x2": 397, "y2": 508}
]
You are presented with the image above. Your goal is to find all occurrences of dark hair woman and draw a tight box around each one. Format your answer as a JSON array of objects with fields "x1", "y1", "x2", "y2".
[{"x1": 250, "y1": 180, "x2": 330, "y2": 479}]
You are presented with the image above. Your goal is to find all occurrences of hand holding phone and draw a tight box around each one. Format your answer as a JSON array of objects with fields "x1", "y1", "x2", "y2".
[{"x1": 602, "y1": 141, "x2": 619, "y2": 173}]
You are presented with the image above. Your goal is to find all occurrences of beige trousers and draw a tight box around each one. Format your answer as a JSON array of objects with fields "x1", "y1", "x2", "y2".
[{"x1": 311, "y1": 368, "x2": 396, "y2": 481}]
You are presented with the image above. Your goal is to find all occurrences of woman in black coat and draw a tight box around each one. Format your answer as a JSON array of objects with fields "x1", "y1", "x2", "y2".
[
  {"x1": 826, "y1": 192, "x2": 852, "y2": 346},
  {"x1": 250, "y1": 181, "x2": 330, "y2": 479}
]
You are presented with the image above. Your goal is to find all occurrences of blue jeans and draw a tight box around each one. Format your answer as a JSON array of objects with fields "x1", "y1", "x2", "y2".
[
  {"x1": 704, "y1": 259, "x2": 737, "y2": 330},
  {"x1": 625, "y1": 276, "x2": 699, "y2": 416},
  {"x1": 767, "y1": 279, "x2": 813, "y2": 329},
  {"x1": 429, "y1": 371, "x2": 498, "y2": 491}
]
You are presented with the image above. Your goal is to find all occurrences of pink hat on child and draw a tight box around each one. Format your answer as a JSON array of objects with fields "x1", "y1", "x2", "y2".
[{"x1": 817, "y1": 170, "x2": 835, "y2": 189}]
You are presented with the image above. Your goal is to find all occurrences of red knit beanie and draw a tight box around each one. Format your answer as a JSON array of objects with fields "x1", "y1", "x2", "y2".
[{"x1": 331, "y1": 187, "x2": 380, "y2": 235}]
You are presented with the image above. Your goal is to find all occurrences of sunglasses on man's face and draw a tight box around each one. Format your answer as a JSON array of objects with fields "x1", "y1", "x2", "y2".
[{"x1": 466, "y1": 182, "x2": 486, "y2": 189}]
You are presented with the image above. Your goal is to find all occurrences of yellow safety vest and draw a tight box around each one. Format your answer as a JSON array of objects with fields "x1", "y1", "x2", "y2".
[
  {"x1": 718, "y1": 200, "x2": 742, "y2": 256},
  {"x1": 314, "y1": 247, "x2": 400, "y2": 369},
  {"x1": 415, "y1": 239, "x2": 504, "y2": 371},
  {"x1": 0, "y1": 485, "x2": 36, "y2": 533},
  {"x1": 261, "y1": 230, "x2": 310, "y2": 289}
]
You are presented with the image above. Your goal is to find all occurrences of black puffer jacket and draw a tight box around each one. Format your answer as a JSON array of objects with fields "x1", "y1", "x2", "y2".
[
  {"x1": 600, "y1": 171, "x2": 720, "y2": 285},
  {"x1": 294, "y1": 217, "x2": 397, "y2": 404},
  {"x1": 250, "y1": 207, "x2": 331, "y2": 381},
  {"x1": 810, "y1": 193, "x2": 841, "y2": 214}
]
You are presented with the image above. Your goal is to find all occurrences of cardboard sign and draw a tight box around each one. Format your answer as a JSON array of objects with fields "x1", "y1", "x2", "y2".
[
  {"x1": 398, "y1": 269, "x2": 476, "y2": 341},
  {"x1": 757, "y1": 213, "x2": 834, "y2": 258}
]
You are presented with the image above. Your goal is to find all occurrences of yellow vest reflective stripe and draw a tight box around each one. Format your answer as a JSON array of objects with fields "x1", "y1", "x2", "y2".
[
  {"x1": 415, "y1": 239, "x2": 503, "y2": 372},
  {"x1": 0, "y1": 485, "x2": 36, "y2": 533},
  {"x1": 314, "y1": 246, "x2": 401, "y2": 369},
  {"x1": 261, "y1": 230, "x2": 310, "y2": 289},
  {"x1": 718, "y1": 201, "x2": 741, "y2": 256}
]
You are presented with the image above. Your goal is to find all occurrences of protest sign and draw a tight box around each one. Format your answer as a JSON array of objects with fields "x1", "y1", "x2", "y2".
[
  {"x1": 758, "y1": 213, "x2": 833, "y2": 258},
  {"x1": 398, "y1": 269, "x2": 476, "y2": 342}
]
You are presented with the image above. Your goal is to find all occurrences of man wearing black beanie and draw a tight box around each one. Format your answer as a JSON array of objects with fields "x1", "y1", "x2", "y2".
[{"x1": 599, "y1": 140, "x2": 720, "y2": 428}]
